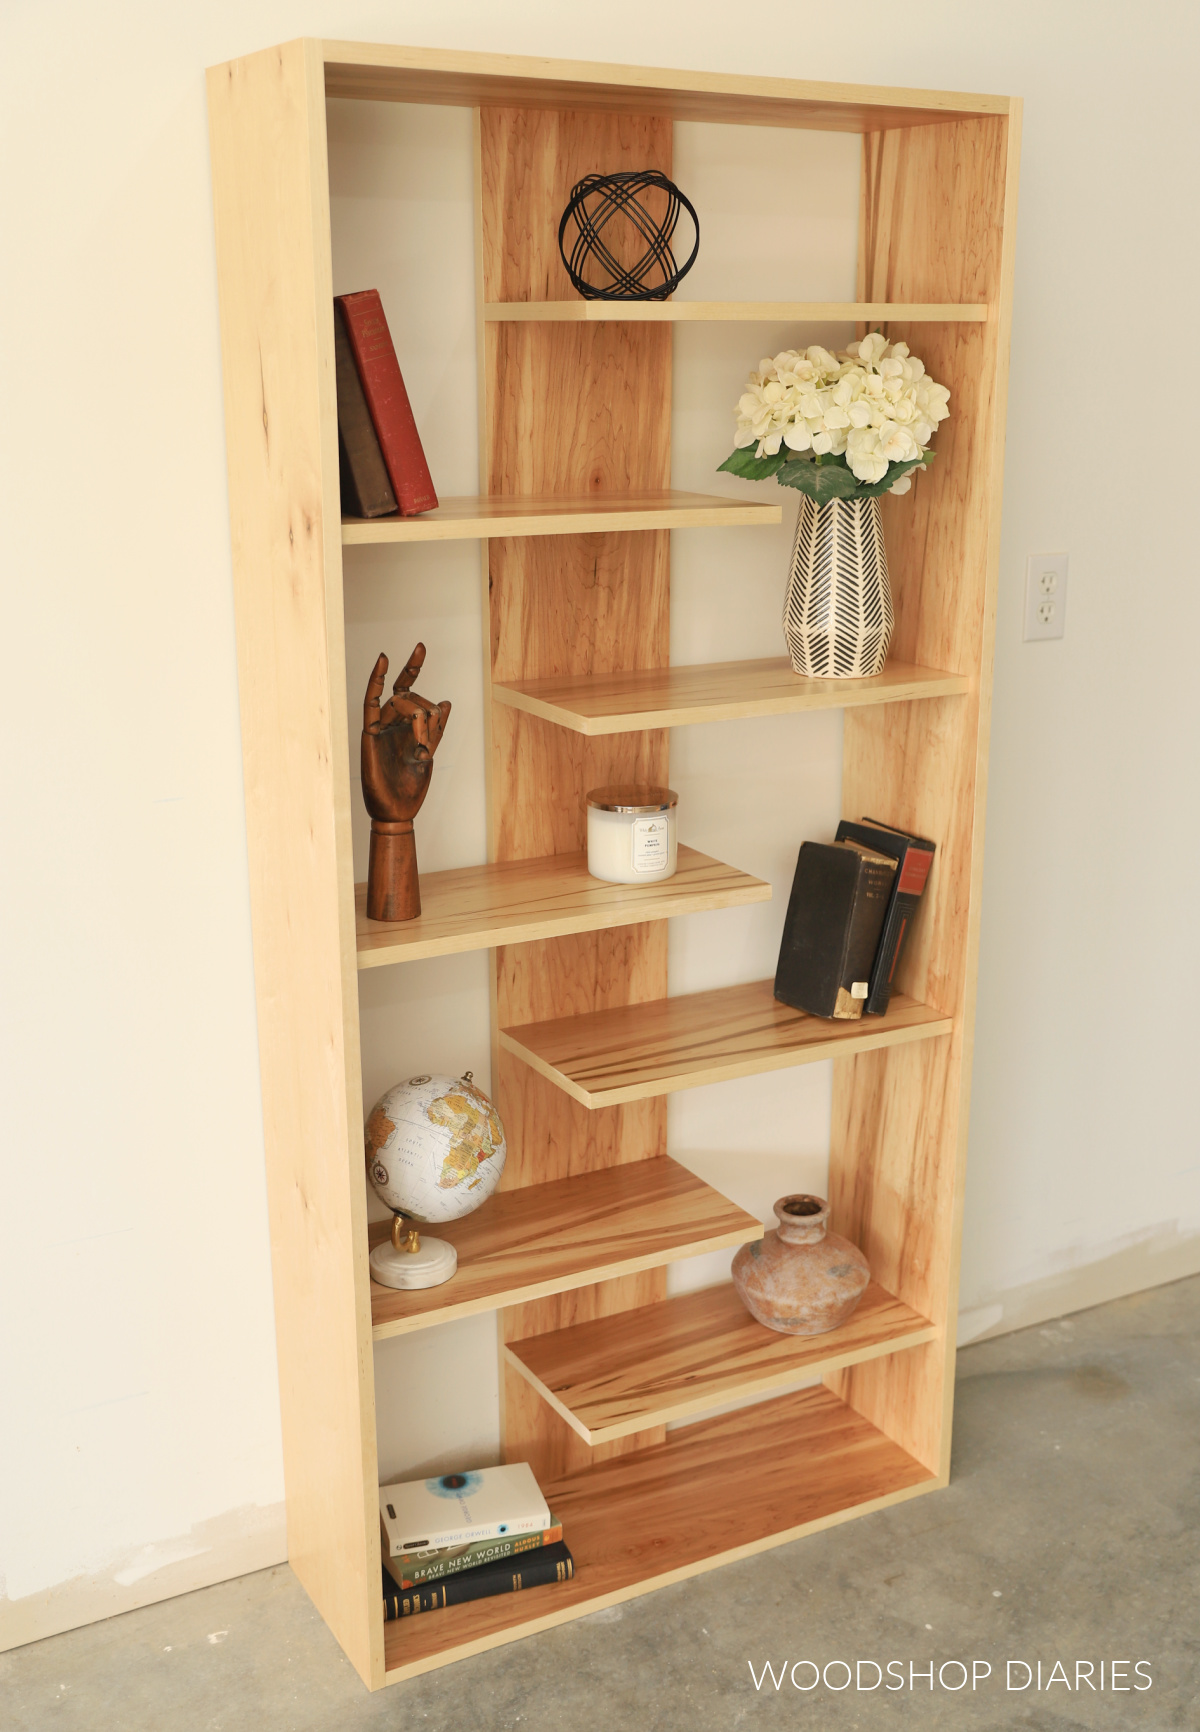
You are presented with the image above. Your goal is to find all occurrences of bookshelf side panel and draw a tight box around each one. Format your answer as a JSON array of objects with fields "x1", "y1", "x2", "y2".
[
  {"x1": 207, "y1": 41, "x2": 382, "y2": 1686},
  {"x1": 830, "y1": 113, "x2": 1020, "y2": 1474}
]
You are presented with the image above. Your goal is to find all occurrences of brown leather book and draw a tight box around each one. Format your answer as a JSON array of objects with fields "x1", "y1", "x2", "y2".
[
  {"x1": 335, "y1": 290, "x2": 438, "y2": 516},
  {"x1": 774, "y1": 841, "x2": 897, "y2": 1019},
  {"x1": 333, "y1": 301, "x2": 397, "y2": 519}
]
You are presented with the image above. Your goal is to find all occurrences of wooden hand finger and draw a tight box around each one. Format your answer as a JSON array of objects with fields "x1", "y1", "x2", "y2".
[
  {"x1": 390, "y1": 642, "x2": 427, "y2": 694},
  {"x1": 364, "y1": 653, "x2": 388, "y2": 733}
]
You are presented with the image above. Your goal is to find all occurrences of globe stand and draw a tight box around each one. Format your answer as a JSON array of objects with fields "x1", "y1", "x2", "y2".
[{"x1": 369, "y1": 1215, "x2": 457, "y2": 1291}]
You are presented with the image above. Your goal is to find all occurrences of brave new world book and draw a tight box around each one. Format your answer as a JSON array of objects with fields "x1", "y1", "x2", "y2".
[{"x1": 384, "y1": 1514, "x2": 564, "y2": 1588}]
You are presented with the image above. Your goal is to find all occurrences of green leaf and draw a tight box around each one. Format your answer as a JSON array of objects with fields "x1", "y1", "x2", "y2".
[
  {"x1": 776, "y1": 454, "x2": 862, "y2": 504},
  {"x1": 717, "y1": 447, "x2": 787, "y2": 482}
]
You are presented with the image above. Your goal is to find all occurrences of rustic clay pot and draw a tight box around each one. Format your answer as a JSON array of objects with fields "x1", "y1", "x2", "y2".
[{"x1": 732, "y1": 1194, "x2": 870, "y2": 1335}]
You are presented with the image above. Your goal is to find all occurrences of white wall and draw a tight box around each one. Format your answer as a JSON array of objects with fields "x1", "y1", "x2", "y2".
[{"x1": 2, "y1": 0, "x2": 1197, "y2": 1649}]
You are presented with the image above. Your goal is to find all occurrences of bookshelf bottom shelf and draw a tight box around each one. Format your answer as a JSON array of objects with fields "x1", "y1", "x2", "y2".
[{"x1": 382, "y1": 1384, "x2": 937, "y2": 1682}]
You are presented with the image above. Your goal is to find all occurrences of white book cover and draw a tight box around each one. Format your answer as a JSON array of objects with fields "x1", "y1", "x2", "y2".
[{"x1": 379, "y1": 1465, "x2": 551, "y2": 1556}]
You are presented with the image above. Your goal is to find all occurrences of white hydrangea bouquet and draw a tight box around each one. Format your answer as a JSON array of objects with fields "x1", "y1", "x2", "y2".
[{"x1": 718, "y1": 333, "x2": 950, "y2": 504}]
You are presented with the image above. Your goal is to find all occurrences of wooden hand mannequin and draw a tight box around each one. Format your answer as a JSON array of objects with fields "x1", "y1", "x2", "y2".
[{"x1": 362, "y1": 645, "x2": 451, "y2": 921}]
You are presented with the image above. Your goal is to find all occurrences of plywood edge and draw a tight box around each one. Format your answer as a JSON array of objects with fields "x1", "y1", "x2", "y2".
[
  {"x1": 380, "y1": 1473, "x2": 938, "y2": 1685},
  {"x1": 370, "y1": 1219, "x2": 763, "y2": 1341},
  {"x1": 484, "y1": 301, "x2": 990, "y2": 323},
  {"x1": 340, "y1": 494, "x2": 781, "y2": 544},
  {"x1": 317, "y1": 39, "x2": 1011, "y2": 123}
]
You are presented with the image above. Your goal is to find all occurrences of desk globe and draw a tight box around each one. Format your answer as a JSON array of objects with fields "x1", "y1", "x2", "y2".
[{"x1": 365, "y1": 1071, "x2": 506, "y2": 1290}]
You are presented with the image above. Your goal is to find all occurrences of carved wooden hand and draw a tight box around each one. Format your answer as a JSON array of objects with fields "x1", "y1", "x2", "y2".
[{"x1": 362, "y1": 645, "x2": 451, "y2": 922}]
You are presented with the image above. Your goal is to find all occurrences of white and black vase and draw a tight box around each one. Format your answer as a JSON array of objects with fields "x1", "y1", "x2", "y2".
[{"x1": 783, "y1": 494, "x2": 893, "y2": 678}]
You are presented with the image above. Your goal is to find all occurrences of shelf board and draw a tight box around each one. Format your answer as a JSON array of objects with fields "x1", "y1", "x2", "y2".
[
  {"x1": 383, "y1": 1383, "x2": 936, "y2": 1681},
  {"x1": 341, "y1": 490, "x2": 781, "y2": 544},
  {"x1": 500, "y1": 979, "x2": 953, "y2": 1108},
  {"x1": 493, "y1": 655, "x2": 969, "y2": 735},
  {"x1": 506, "y1": 1279, "x2": 935, "y2": 1444},
  {"x1": 485, "y1": 300, "x2": 988, "y2": 323},
  {"x1": 355, "y1": 844, "x2": 770, "y2": 969},
  {"x1": 368, "y1": 1157, "x2": 761, "y2": 1340}
]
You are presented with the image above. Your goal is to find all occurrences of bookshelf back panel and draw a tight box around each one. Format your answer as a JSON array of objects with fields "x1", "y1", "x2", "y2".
[
  {"x1": 479, "y1": 104, "x2": 678, "y2": 1473},
  {"x1": 829, "y1": 112, "x2": 1018, "y2": 1473}
]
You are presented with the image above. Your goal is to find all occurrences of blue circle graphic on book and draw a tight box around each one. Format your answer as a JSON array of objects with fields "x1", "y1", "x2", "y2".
[{"x1": 426, "y1": 1471, "x2": 484, "y2": 1500}]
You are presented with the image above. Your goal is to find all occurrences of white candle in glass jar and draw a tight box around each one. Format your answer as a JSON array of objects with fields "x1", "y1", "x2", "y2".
[{"x1": 586, "y1": 786, "x2": 679, "y2": 884}]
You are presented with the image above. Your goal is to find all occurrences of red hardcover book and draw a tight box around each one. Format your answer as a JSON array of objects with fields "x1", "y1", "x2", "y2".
[{"x1": 334, "y1": 290, "x2": 438, "y2": 516}]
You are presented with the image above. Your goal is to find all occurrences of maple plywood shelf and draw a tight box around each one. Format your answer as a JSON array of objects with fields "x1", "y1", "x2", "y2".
[
  {"x1": 501, "y1": 980, "x2": 952, "y2": 1107},
  {"x1": 341, "y1": 490, "x2": 781, "y2": 544},
  {"x1": 210, "y1": 38, "x2": 1017, "y2": 1691},
  {"x1": 354, "y1": 845, "x2": 770, "y2": 968},
  {"x1": 485, "y1": 300, "x2": 989, "y2": 323},
  {"x1": 505, "y1": 1280, "x2": 936, "y2": 1443},
  {"x1": 494, "y1": 656, "x2": 969, "y2": 735},
  {"x1": 367, "y1": 1157, "x2": 761, "y2": 1341},
  {"x1": 383, "y1": 1384, "x2": 936, "y2": 1681}
]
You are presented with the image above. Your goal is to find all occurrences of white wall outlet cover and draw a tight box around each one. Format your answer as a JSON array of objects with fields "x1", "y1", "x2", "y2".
[{"x1": 1024, "y1": 552, "x2": 1069, "y2": 641}]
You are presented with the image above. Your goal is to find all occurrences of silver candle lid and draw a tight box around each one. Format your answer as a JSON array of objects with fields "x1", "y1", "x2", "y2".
[{"x1": 585, "y1": 785, "x2": 678, "y2": 814}]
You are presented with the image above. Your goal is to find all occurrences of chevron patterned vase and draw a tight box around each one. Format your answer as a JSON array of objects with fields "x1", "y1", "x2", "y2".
[{"x1": 783, "y1": 494, "x2": 893, "y2": 678}]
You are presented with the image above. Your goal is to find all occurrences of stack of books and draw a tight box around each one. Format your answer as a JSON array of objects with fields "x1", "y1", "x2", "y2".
[
  {"x1": 774, "y1": 817, "x2": 937, "y2": 1021},
  {"x1": 379, "y1": 1464, "x2": 573, "y2": 1620},
  {"x1": 334, "y1": 290, "x2": 438, "y2": 520}
]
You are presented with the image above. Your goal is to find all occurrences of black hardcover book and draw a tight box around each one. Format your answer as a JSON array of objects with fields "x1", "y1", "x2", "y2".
[
  {"x1": 836, "y1": 817, "x2": 937, "y2": 1016},
  {"x1": 333, "y1": 300, "x2": 398, "y2": 519},
  {"x1": 774, "y1": 841, "x2": 897, "y2": 1020},
  {"x1": 382, "y1": 1542, "x2": 575, "y2": 1620}
]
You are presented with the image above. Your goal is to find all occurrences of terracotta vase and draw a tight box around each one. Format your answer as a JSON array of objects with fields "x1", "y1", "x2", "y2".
[{"x1": 732, "y1": 1194, "x2": 870, "y2": 1336}]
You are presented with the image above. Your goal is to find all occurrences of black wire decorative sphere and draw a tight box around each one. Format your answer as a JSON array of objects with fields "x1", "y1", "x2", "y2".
[{"x1": 557, "y1": 170, "x2": 700, "y2": 301}]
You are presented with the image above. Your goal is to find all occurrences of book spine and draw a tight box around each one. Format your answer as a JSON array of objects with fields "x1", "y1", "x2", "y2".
[
  {"x1": 333, "y1": 302, "x2": 397, "y2": 519},
  {"x1": 385, "y1": 1545, "x2": 575, "y2": 1619},
  {"x1": 864, "y1": 845, "x2": 934, "y2": 1015},
  {"x1": 834, "y1": 858, "x2": 897, "y2": 1018},
  {"x1": 335, "y1": 290, "x2": 438, "y2": 516},
  {"x1": 393, "y1": 1522, "x2": 564, "y2": 1587}
]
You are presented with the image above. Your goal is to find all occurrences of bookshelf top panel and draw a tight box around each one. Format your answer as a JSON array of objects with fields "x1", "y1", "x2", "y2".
[{"x1": 320, "y1": 42, "x2": 1011, "y2": 132}]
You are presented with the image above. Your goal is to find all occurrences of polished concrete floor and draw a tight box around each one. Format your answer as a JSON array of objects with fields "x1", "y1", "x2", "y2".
[{"x1": 4, "y1": 1273, "x2": 1198, "y2": 1731}]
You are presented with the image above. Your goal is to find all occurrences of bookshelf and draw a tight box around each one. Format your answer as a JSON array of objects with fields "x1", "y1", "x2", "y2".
[{"x1": 207, "y1": 40, "x2": 1018, "y2": 1690}]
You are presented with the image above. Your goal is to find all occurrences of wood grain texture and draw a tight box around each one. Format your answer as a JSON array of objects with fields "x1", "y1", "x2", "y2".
[
  {"x1": 321, "y1": 41, "x2": 1010, "y2": 131},
  {"x1": 382, "y1": 1384, "x2": 937, "y2": 1682},
  {"x1": 485, "y1": 300, "x2": 988, "y2": 322},
  {"x1": 493, "y1": 657, "x2": 969, "y2": 735},
  {"x1": 354, "y1": 845, "x2": 770, "y2": 968},
  {"x1": 501, "y1": 981, "x2": 953, "y2": 1107},
  {"x1": 340, "y1": 491, "x2": 780, "y2": 543},
  {"x1": 826, "y1": 111, "x2": 1021, "y2": 1475},
  {"x1": 506, "y1": 1280, "x2": 936, "y2": 1443},
  {"x1": 206, "y1": 41, "x2": 382, "y2": 1688},
  {"x1": 367, "y1": 1157, "x2": 761, "y2": 1340},
  {"x1": 479, "y1": 104, "x2": 681, "y2": 1477}
]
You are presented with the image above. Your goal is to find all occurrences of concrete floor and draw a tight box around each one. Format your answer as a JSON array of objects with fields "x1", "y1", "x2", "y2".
[{"x1": 4, "y1": 1274, "x2": 1198, "y2": 1731}]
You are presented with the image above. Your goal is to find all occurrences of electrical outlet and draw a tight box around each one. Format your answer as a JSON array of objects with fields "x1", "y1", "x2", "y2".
[{"x1": 1024, "y1": 553, "x2": 1068, "y2": 641}]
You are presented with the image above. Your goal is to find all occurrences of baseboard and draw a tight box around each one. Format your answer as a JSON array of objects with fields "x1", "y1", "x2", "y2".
[
  {"x1": 0, "y1": 1501, "x2": 287, "y2": 1653},
  {"x1": 957, "y1": 1222, "x2": 1200, "y2": 1347}
]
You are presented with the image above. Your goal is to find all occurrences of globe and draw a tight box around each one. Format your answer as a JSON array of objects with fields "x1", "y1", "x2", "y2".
[{"x1": 364, "y1": 1072, "x2": 506, "y2": 1226}]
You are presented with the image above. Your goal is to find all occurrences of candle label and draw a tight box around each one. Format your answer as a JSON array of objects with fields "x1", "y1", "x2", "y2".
[{"x1": 632, "y1": 816, "x2": 670, "y2": 873}]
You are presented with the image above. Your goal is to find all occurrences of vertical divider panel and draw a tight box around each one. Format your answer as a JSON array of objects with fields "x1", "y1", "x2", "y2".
[
  {"x1": 477, "y1": 107, "x2": 675, "y2": 1484},
  {"x1": 827, "y1": 112, "x2": 1021, "y2": 1474},
  {"x1": 207, "y1": 41, "x2": 383, "y2": 1688}
]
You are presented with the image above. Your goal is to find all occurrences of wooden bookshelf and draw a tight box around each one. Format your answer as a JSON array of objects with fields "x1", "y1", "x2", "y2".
[
  {"x1": 208, "y1": 38, "x2": 1018, "y2": 1691},
  {"x1": 382, "y1": 1384, "x2": 936, "y2": 1681},
  {"x1": 368, "y1": 1158, "x2": 761, "y2": 1341},
  {"x1": 485, "y1": 300, "x2": 988, "y2": 323},
  {"x1": 505, "y1": 1280, "x2": 935, "y2": 1443},
  {"x1": 493, "y1": 656, "x2": 969, "y2": 734},
  {"x1": 500, "y1": 981, "x2": 952, "y2": 1107},
  {"x1": 354, "y1": 846, "x2": 770, "y2": 969},
  {"x1": 341, "y1": 489, "x2": 781, "y2": 544}
]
